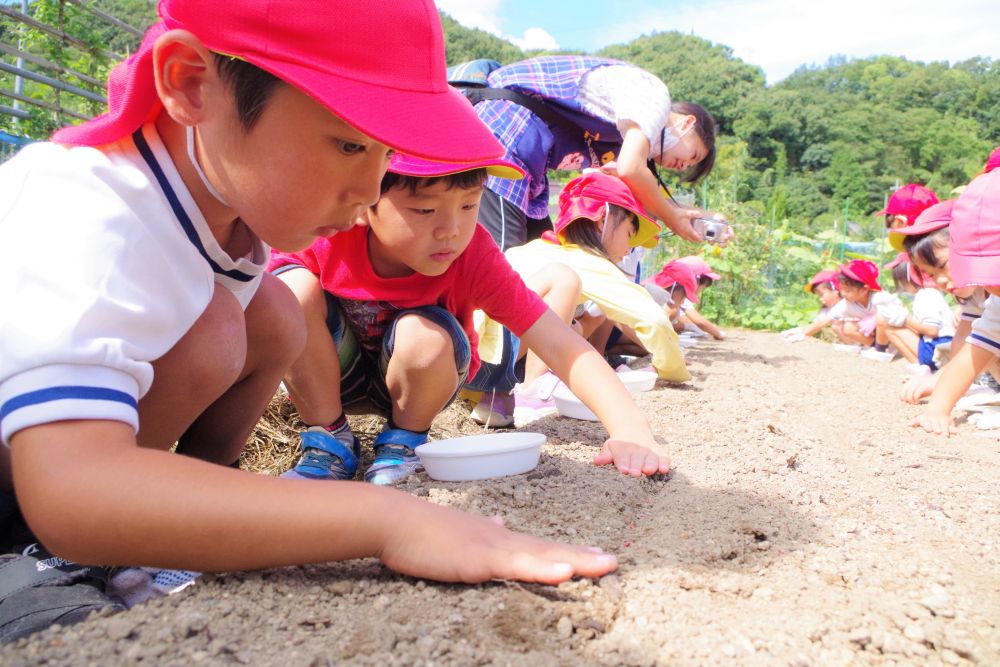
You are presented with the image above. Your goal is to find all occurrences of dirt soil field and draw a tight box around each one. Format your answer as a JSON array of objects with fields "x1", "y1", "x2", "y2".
[{"x1": 3, "y1": 331, "x2": 998, "y2": 666}]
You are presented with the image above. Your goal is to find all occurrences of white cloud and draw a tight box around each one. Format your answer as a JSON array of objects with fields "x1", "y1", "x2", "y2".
[
  {"x1": 599, "y1": 0, "x2": 1000, "y2": 84},
  {"x1": 509, "y1": 27, "x2": 560, "y2": 51},
  {"x1": 435, "y1": 0, "x2": 504, "y2": 36}
]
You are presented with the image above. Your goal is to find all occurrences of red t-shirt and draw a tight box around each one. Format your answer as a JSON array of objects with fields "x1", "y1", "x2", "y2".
[{"x1": 268, "y1": 225, "x2": 548, "y2": 377}]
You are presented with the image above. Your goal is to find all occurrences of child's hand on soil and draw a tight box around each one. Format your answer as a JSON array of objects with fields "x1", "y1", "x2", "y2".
[
  {"x1": 376, "y1": 495, "x2": 618, "y2": 584},
  {"x1": 910, "y1": 411, "x2": 956, "y2": 436},
  {"x1": 901, "y1": 373, "x2": 937, "y2": 404},
  {"x1": 593, "y1": 439, "x2": 671, "y2": 477}
]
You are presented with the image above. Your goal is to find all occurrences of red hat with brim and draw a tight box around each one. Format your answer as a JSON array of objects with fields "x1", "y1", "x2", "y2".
[
  {"x1": 52, "y1": 0, "x2": 503, "y2": 164},
  {"x1": 389, "y1": 153, "x2": 524, "y2": 180},
  {"x1": 984, "y1": 147, "x2": 1000, "y2": 175},
  {"x1": 555, "y1": 171, "x2": 661, "y2": 249},
  {"x1": 676, "y1": 255, "x2": 721, "y2": 281},
  {"x1": 949, "y1": 170, "x2": 1000, "y2": 289},
  {"x1": 839, "y1": 259, "x2": 882, "y2": 292},
  {"x1": 884, "y1": 252, "x2": 934, "y2": 288},
  {"x1": 888, "y1": 200, "x2": 954, "y2": 252},
  {"x1": 647, "y1": 260, "x2": 700, "y2": 304},
  {"x1": 804, "y1": 269, "x2": 840, "y2": 293},
  {"x1": 874, "y1": 183, "x2": 939, "y2": 225}
]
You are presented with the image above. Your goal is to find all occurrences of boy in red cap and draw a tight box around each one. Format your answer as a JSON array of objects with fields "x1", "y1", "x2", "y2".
[
  {"x1": 876, "y1": 184, "x2": 939, "y2": 230},
  {"x1": 270, "y1": 159, "x2": 671, "y2": 481},
  {"x1": 826, "y1": 260, "x2": 905, "y2": 354},
  {"x1": 0, "y1": 0, "x2": 618, "y2": 633}
]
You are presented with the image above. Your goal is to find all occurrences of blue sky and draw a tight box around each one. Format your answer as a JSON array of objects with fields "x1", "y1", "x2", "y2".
[{"x1": 436, "y1": 0, "x2": 1000, "y2": 84}]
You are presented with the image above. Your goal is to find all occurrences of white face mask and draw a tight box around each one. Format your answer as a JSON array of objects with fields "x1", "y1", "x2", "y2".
[
  {"x1": 656, "y1": 120, "x2": 694, "y2": 159},
  {"x1": 186, "y1": 125, "x2": 230, "y2": 207}
]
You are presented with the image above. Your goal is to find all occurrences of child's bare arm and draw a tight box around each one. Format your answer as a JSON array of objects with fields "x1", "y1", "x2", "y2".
[
  {"x1": 679, "y1": 306, "x2": 724, "y2": 340},
  {"x1": 905, "y1": 316, "x2": 939, "y2": 338},
  {"x1": 11, "y1": 420, "x2": 617, "y2": 583},
  {"x1": 521, "y1": 310, "x2": 669, "y2": 477},
  {"x1": 912, "y1": 344, "x2": 995, "y2": 436}
]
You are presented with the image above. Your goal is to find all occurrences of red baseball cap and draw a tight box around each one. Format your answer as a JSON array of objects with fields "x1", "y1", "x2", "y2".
[
  {"x1": 804, "y1": 269, "x2": 840, "y2": 293},
  {"x1": 983, "y1": 147, "x2": 1000, "y2": 175},
  {"x1": 52, "y1": 0, "x2": 503, "y2": 163},
  {"x1": 875, "y1": 184, "x2": 939, "y2": 225},
  {"x1": 676, "y1": 255, "x2": 721, "y2": 281},
  {"x1": 389, "y1": 153, "x2": 524, "y2": 180},
  {"x1": 888, "y1": 199, "x2": 954, "y2": 252},
  {"x1": 949, "y1": 170, "x2": 1000, "y2": 288},
  {"x1": 647, "y1": 260, "x2": 700, "y2": 304},
  {"x1": 555, "y1": 171, "x2": 661, "y2": 249},
  {"x1": 839, "y1": 259, "x2": 882, "y2": 292}
]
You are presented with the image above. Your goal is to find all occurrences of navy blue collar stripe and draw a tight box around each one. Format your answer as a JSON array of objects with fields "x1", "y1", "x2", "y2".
[{"x1": 132, "y1": 130, "x2": 255, "y2": 283}]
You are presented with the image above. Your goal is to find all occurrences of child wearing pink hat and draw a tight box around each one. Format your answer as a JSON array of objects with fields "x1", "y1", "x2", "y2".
[
  {"x1": 496, "y1": 171, "x2": 689, "y2": 391},
  {"x1": 892, "y1": 200, "x2": 997, "y2": 406},
  {"x1": 826, "y1": 260, "x2": 906, "y2": 356},
  {"x1": 879, "y1": 254, "x2": 956, "y2": 371},
  {"x1": 647, "y1": 260, "x2": 702, "y2": 328},
  {"x1": 271, "y1": 158, "x2": 671, "y2": 480},
  {"x1": 875, "y1": 183, "x2": 939, "y2": 230},
  {"x1": 781, "y1": 269, "x2": 845, "y2": 342},
  {"x1": 914, "y1": 170, "x2": 1000, "y2": 435},
  {"x1": 672, "y1": 255, "x2": 726, "y2": 340},
  {"x1": 0, "y1": 0, "x2": 618, "y2": 627}
]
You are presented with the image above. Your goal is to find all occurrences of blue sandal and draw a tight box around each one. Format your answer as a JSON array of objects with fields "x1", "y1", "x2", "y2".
[
  {"x1": 364, "y1": 427, "x2": 428, "y2": 485},
  {"x1": 281, "y1": 426, "x2": 360, "y2": 481}
]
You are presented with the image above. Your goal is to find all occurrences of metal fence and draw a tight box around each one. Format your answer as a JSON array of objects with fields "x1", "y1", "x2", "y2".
[{"x1": 0, "y1": 0, "x2": 143, "y2": 155}]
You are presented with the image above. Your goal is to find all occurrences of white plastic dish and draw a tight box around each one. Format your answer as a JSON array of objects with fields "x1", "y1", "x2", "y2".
[
  {"x1": 616, "y1": 369, "x2": 657, "y2": 393},
  {"x1": 415, "y1": 432, "x2": 544, "y2": 482},
  {"x1": 552, "y1": 384, "x2": 599, "y2": 421},
  {"x1": 833, "y1": 343, "x2": 861, "y2": 353}
]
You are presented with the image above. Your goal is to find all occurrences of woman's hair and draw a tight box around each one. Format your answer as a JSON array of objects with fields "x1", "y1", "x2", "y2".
[
  {"x1": 892, "y1": 261, "x2": 916, "y2": 292},
  {"x1": 214, "y1": 54, "x2": 281, "y2": 130},
  {"x1": 379, "y1": 169, "x2": 487, "y2": 196},
  {"x1": 838, "y1": 273, "x2": 865, "y2": 289},
  {"x1": 697, "y1": 274, "x2": 715, "y2": 289},
  {"x1": 814, "y1": 282, "x2": 836, "y2": 296},
  {"x1": 670, "y1": 101, "x2": 717, "y2": 183},
  {"x1": 903, "y1": 228, "x2": 950, "y2": 270},
  {"x1": 560, "y1": 204, "x2": 636, "y2": 265}
]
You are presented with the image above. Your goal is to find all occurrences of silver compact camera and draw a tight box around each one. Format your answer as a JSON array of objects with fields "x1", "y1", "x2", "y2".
[{"x1": 691, "y1": 217, "x2": 729, "y2": 244}]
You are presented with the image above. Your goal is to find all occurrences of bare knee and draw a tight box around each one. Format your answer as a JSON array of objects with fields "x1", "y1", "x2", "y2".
[
  {"x1": 244, "y1": 273, "x2": 307, "y2": 373},
  {"x1": 171, "y1": 287, "x2": 247, "y2": 392},
  {"x1": 392, "y1": 314, "x2": 456, "y2": 371}
]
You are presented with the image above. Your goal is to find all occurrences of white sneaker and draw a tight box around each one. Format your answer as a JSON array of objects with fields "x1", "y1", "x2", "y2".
[{"x1": 860, "y1": 349, "x2": 894, "y2": 362}]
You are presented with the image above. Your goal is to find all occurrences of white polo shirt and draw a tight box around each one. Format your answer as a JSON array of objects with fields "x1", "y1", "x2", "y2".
[{"x1": 0, "y1": 124, "x2": 266, "y2": 445}]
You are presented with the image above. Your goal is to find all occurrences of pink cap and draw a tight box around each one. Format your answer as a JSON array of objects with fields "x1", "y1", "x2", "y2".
[
  {"x1": 984, "y1": 147, "x2": 1000, "y2": 175},
  {"x1": 804, "y1": 269, "x2": 840, "y2": 294},
  {"x1": 874, "y1": 184, "x2": 939, "y2": 225},
  {"x1": 839, "y1": 259, "x2": 882, "y2": 292},
  {"x1": 555, "y1": 171, "x2": 661, "y2": 249},
  {"x1": 52, "y1": 0, "x2": 503, "y2": 163},
  {"x1": 949, "y1": 170, "x2": 1000, "y2": 288},
  {"x1": 884, "y1": 252, "x2": 933, "y2": 287},
  {"x1": 676, "y1": 255, "x2": 721, "y2": 281},
  {"x1": 888, "y1": 200, "x2": 955, "y2": 252},
  {"x1": 389, "y1": 153, "x2": 524, "y2": 180},
  {"x1": 647, "y1": 260, "x2": 700, "y2": 304}
]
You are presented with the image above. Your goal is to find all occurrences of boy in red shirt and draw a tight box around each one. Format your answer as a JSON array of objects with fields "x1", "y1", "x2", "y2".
[{"x1": 270, "y1": 155, "x2": 671, "y2": 484}]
